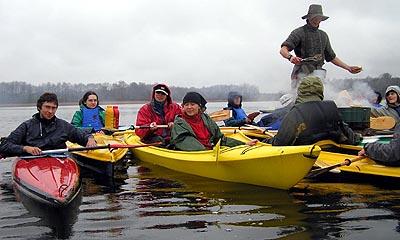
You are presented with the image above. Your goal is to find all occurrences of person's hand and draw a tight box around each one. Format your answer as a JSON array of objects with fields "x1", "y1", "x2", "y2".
[
  {"x1": 23, "y1": 146, "x2": 42, "y2": 155},
  {"x1": 86, "y1": 137, "x2": 97, "y2": 148},
  {"x1": 358, "y1": 148, "x2": 366, "y2": 156},
  {"x1": 247, "y1": 112, "x2": 260, "y2": 121},
  {"x1": 348, "y1": 66, "x2": 362, "y2": 74},
  {"x1": 245, "y1": 118, "x2": 252, "y2": 124},
  {"x1": 149, "y1": 122, "x2": 158, "y2": 131},
  {"x1": 290, "y1": 56, "x2": 302, "y2": 65},
  {"x1": 168, "y1": 122, "x2": 174, "y2": 129},
  {"x1": 96, "y1": 130, "x2": 105, "y2": 135},
  {"x1": 246, "y1": 139, "x2": 258, "y2": 146}
]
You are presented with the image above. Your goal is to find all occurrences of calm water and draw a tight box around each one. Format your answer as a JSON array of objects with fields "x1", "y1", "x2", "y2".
[{"x1": 1, "y1": 102, "x2": 400, "y2": 240}]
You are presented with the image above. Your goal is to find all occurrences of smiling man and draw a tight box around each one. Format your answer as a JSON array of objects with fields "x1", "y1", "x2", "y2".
[
  {"x1": 280, "y1": 4, "x2": 361, "y2": 89},
  {"x1": 0, "y1": 92, "x2": 96, "y2": 157}
]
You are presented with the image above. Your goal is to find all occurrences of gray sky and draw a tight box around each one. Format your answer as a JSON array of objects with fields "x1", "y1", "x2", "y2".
[{"x1": 0, "y1": 0, "x2": 399, "y2": 93}]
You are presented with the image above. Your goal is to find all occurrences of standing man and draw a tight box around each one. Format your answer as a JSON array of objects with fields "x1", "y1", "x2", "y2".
[
  {"x1": 280, "y1": 4, "x2": 361, "y2": 89},
  {"x1": 0, "y1": 92, "x2": 96, "y2": 157}
]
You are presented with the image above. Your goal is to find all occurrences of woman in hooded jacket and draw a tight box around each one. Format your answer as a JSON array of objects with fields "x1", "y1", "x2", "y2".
[
  {"x1": 135, "y1": 84, "x2": 182, "y2": 143},
  {"x1": 71, "y1": 91, "x2": 105, "y2": 133},
  {"x1": 371, "y1": 85, "x2": 400, "y2": 124}
]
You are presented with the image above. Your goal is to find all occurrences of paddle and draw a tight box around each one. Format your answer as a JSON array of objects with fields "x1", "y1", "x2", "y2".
[
  {"x1": 370, "y1": 116, "x2": 396, "y2": 130},
  {"x1": 307, "y1": 156, "x2": 366, "y2": 178},
  {"x1": 244, "y1": 124, "x2": 275, "y2": 138},
  {"x1": 33, "y1": 142, "x2": 161, "y2": 156},
  {"x1": 209, "y1": 109, "x2": 232, "y2": 122}
]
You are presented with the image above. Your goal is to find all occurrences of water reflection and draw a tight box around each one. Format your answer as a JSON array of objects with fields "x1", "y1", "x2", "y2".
[
  {"x1": 126, "y1": 161, "x2": 310, "y2": 239},
  {"x1": 294, "y1": 181, "x2": 400, "y2": 239}
]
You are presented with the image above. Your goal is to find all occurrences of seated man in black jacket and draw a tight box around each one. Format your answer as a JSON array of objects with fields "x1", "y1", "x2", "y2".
[
  {"x1": 0, "y1": 92, "x2": 96, "y2": 157},
  {"x1": 270, "y1": 76, "x2": 360, "y2": 146},
  {"x1": 358, "y1": 125, "x2": 400, "y2": 166}
]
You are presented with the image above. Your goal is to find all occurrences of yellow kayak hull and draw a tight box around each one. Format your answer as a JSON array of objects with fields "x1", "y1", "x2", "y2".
[
  {"x1": 124, "y1": 132, "x2": 320, "y2": 190},
  {"x1": 315, "y1": 140, "x2": 400, "y2": 178},
  {"x1": 67, "y1": 133, "x2": 129, "y2": 163}
]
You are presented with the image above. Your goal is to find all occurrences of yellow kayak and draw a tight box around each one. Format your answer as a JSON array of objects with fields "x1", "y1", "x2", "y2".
[
  {"x1": 314, "y1": 140, "x2": 400, "y2": 178},
  {"x1": 124, "y1": 131, "x2": 320, "y2": 190},
  {"x1": 67, "y1": 133, "x2": 129, "y2": 163}
]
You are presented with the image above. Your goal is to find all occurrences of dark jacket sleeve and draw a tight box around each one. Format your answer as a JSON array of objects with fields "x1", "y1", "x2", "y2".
[
  {"x1": 271, "y1": 110, "x2": 299, "y2": 146},
  {"x1": 0, "y1": 122, "x2": 28, "y2": 156},
  {"x1": 65, "y1": 121, "x2": 90, "y2": 146}
]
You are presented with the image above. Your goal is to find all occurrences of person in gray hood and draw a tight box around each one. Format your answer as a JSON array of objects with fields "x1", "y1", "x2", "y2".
[
  {"x1": 0, "y1": 92, "x2": 96, "y2": 157},
  {"x1": 370, "y1": 85, "x2": 400, "y2": 124},
  {"x1": 358, "y1": 124, "x2": 400, "y2": 166}
]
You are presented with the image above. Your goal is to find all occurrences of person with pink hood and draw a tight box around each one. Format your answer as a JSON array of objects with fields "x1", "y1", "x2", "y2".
[{"x1": 135, "y1": 84, "x2": 182, "y2": 144}]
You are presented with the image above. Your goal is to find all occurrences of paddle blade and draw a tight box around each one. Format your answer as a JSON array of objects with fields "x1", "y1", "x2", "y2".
[
  {"x1": 210, "y1": 110, "x2": 232, "y2": 122},
  {"x1": 370, "y1": 116, "x2": 396, "y2": 130}
]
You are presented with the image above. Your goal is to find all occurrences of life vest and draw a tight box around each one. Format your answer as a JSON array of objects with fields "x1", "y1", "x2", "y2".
[
  {"x1": 82, "y1": 106, "x2": 103, "y2": 131},
  {"x1": 232, "y1": 107, "x2": 247, "y2": 120}
]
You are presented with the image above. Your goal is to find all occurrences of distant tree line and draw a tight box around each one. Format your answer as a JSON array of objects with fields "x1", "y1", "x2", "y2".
[
  {"x1": 0, "y1": 81, "x2": 280, "y2": 105},
  {"x1": 1, "y1": 74, "x2": 397, "y2": 105}
]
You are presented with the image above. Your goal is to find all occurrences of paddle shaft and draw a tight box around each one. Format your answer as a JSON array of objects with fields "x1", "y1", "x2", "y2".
[
  {"x1": 307, "y1": 156, "x2": 366, "y2": 178},
  {"x1": 41, "y1": 142, "x2": 161, "y2": 155}
]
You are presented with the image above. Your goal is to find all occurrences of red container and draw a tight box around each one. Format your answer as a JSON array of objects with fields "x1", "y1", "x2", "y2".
[{"x1": 113, "y1": 106, "x2": 120, "y2": 129}]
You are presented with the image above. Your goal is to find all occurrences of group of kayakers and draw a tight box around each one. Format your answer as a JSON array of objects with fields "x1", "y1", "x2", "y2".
[{"x1": 0, "y1": 4, "x2": 399, "y2": 166}]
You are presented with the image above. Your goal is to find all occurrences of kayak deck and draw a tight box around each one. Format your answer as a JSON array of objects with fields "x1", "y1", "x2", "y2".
[
  {"x1": 12, "y1": 156, "x2": 81, "y2": 207},
  {"x1": 67, "y1": 133, "x2": 129, "y2": 163}
]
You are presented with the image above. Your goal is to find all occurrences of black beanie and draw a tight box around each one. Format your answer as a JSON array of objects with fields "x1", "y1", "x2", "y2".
[{"x1": 182, "y1": 92, "x2": 207, "y2": 108}]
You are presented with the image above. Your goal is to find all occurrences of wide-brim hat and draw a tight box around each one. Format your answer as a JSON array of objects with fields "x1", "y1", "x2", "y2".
[{"x1": 302, "y1": 4, "x2": 329, "y2": 21}]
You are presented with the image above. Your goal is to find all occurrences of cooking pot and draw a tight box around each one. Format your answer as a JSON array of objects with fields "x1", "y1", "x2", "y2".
[{"x1": 338, "y1": 107, "x2": 371, "y2": 130}]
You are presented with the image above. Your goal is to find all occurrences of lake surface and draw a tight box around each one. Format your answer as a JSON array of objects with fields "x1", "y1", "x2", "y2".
[{"x1": 1, "y1": 102, "x2": 400, "y2": 239}]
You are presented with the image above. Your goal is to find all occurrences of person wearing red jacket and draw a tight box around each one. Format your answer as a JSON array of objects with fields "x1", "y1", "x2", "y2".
[{"x1": 135, "y1": 84, "x2": 182, "y2": 144}]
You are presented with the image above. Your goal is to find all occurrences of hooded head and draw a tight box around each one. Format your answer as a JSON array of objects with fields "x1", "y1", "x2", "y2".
[
  {"x1": 385, "y1": 85, "x2": 400, "y2": 107},
  {"x1": 152, "y1": 83, "x2": 172, "y2": 104},
  {"x1": 295, "y1": 76, "x2": 324, "y2": 104},
  {"x1": 227, "y1": 91, "x2": 242, "y2": 108}
]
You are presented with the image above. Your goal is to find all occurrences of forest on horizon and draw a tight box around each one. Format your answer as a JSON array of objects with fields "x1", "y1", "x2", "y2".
[{"x1": 0, "y1": 73, "x2": 398, "y2": 105}]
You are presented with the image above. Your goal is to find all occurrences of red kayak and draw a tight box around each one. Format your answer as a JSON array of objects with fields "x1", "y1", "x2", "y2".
[{"x1": 12, "y1": 155, "x2": 81, "y2": 207}]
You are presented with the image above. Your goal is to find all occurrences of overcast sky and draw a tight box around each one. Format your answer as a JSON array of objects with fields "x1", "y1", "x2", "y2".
[{"x1": 0, "y1": 0, "x2": 399, "y2": 93}]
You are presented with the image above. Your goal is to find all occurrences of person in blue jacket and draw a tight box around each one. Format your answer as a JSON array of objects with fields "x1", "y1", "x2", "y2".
[
  {"x1": 71, "y1": 91, "x2": 105, "y2": 133},
  {"x1": 223, "y1": 92, "x2": 258, "y2": 127}
]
